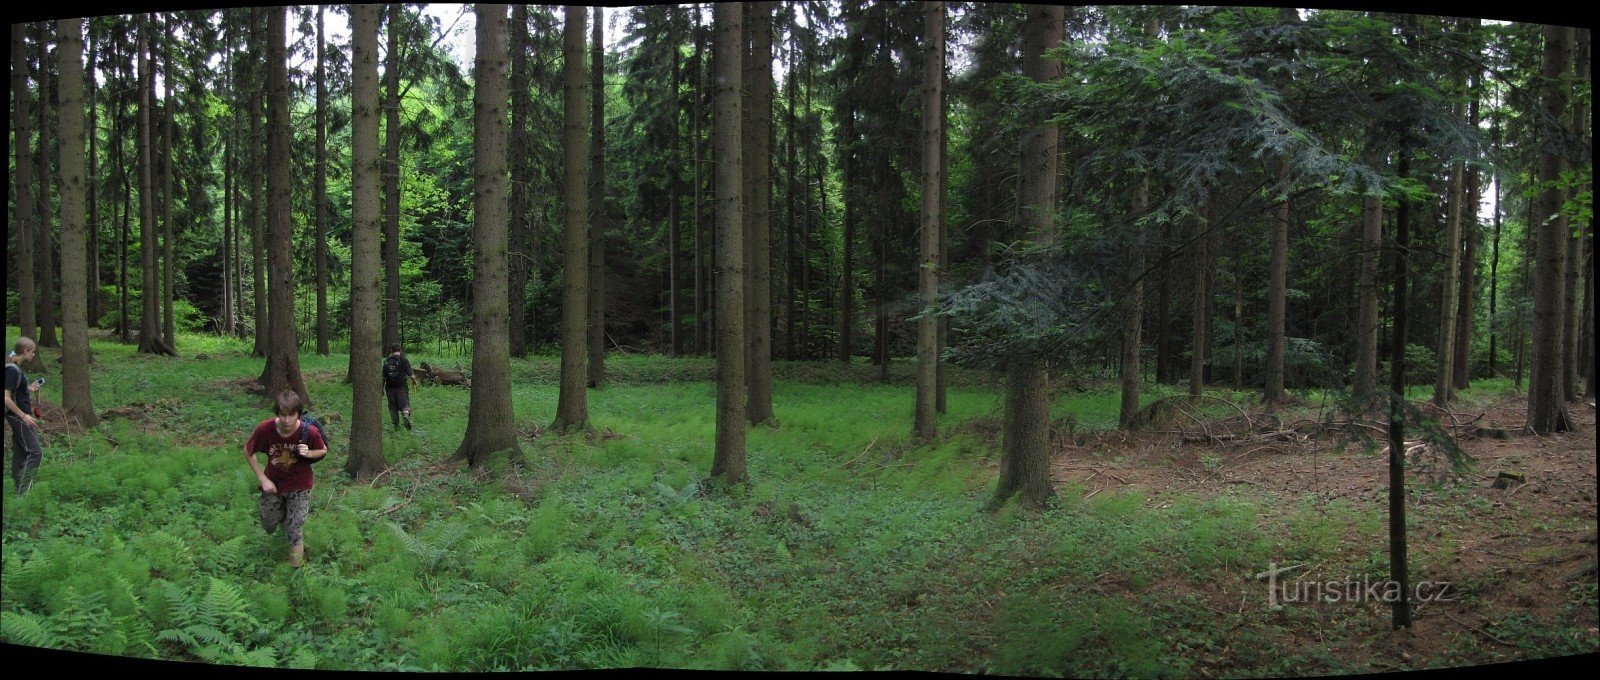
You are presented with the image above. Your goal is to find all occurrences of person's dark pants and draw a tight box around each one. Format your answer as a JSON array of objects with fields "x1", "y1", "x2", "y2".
[
  {"x1": 6, "y1": 414, "x2": 42, "y2": 494},
  {"x1": 385, "y1": 386, "x2": 410, "y2": 427}
]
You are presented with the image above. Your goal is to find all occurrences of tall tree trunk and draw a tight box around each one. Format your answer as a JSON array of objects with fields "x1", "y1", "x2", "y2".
[
  {"x1": 347, "y1": 3, "x2": 386, "y2": 480},
  {"x1": 1487, "y1": 121, "x2": 1501, "y2": 379},
  {"x1": 314, "y1": 6, "x2": 330, "y2": 355},
  {"x1": 454, "y1": 4, "x2": 521, "y2": 466},
  {"x1": 1434, "y1": 157, "x2": 1465, "y2": 406},
  {"x1": 913, "y1": 1, "x2": 944, "y2": 443},
  {"x1": 1118, "y1": 21, "x2": 1158, "y2": 429},
  {"x1": 1562, "y1": 29, "x2": 1589, "y2": 403},
  {"x1": 587, "y1": 6, "x2": 607, "y2": 388},
  {"x1": 1119, "y1": 166, "x2": 1151, "y2": 427},
  {"x1": 250, "y1": 9, "x2": 267, "y2": 357},
  {"x1": 1453, "y1": 66, "x2": 1482, "y2": 390},
  {"x1": 117, "y1": 55, "x2": 130, "y2": 344},
  {"x1": 13, "y1": 24, "x2": 39, "y2": 348},
  {"x1": 1527, "y1": 25, "x2": 1574, "y2": 434},
  {"x1": 36, "y1": 24, "x2": 60, "y2": 350},
  {"x1": 222, "y1": 32, "x2": 235, "y2": 337},
  {"x1": 996, "y1": 5, "x2": 1063, "y2": 510},
  {"x1": 88, "y1": 28, "x2": 101, "y2": 329},
  {"x1": 668, "y1": 10, "x2": 682, "y2": 357},
  {"x1": 783, "y1": 24, "x2": 797, "y2": 362},
  {"x1": 553, "y1": 5, "x2": 591, "y2": 433},
  {"x1": 711, "y1": 2, "x2": 747, "y2": 484},
  {"x1": 1263, "y1": 158, "x2": 1289, "y2": 405},
  {"x1": 1388, "y1": 149, "x2": 1413, "y2": 631},
  {"x1": 1353, "y1": 164, "x2": 1384, "y2": 405},
  {"x1": 1190, "y1": 194, "x2": 1211, "y2": 397},
  {"x1": 1155, "y1": 221, "x2": 1172, "y2": 383},
  {"x1": 137, "y1": 15, "x2": 173, "y2": 356},
  {"x1": 745, "y1": 1, "x2": 775, "y2": 425},
  {"x1": 57, "y1": 17, "x2": 97, "y2": 427},
  {"x1": 509, "y1": 5, "x2": 530, "y2": 358},
  {"x1": 383, "y1": 2, "x2": 403, "y2": 351},
  {"x1": 692, "y1": 18, "x2": 705, "y2": 356},
  {"x1": 1513, "y1": 191, "x2": 1534, "y2": 389},
  {"x1": 160, "y1": 16, "x2": 175, "y2": 350},
  {"x1": 840, "y1": 106, "x2": 854, "y2": 363},
  {"x1": 259, "y1": 7, "x2": 306, "y2": 401},
  {"x1": 935, "y1": 70, "x2": 948, "y2": 413}
]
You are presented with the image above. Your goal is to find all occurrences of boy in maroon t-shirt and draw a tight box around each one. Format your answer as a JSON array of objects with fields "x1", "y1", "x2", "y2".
[{"x1": 244, "y1": 391, "x2": 328, "y2": 568}]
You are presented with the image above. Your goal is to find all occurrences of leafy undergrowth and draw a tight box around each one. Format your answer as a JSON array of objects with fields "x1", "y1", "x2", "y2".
[{"x1": 2, "y1": 329, "x2": 1595, "y2": 673}]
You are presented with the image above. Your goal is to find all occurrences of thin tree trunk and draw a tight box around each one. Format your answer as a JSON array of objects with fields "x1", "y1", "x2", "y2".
[
  {"x1": 587, "y1": 7, "x2": 607, "y2": 388},
  {"x1": 745, "y1": 1, "x2": 775, "y2": 425},
  {"x1": 1263, "y1": 158, "x2": 1289, "y2": 405},
  {"x1": 784, "y1": 23, "x2": 797, "y2": 362},
  {"x1": 668, "y1": 9, "x2": 682, "y2": 357},
  {"x1": 913, "y1": 0, "x2": 943, "y2": 443},
  {"x1": 57, "y1": 17, "x2": 97, "y2": 426},
  {"x1": 1155, "y1": 221, "x2": 1172, "y2": 383},
  {"x1": 1190, "y1": 194, "x2": 1210, "y2": 397},
  {"x1": 1388, "y1": 149, "x2": 1413, "y2": 631},
  {"x1": 314, "y1": 6, "x2": 330, "y2": 355},
  {"x1": 347, "y1": 3, "x2": 387, "y2": 480},
  {"x1": 692, "y1": 18, "x2": 705, "y2": 356},
  {"x1": 553, "y1": 5, "x2": 591, "y2": 433},
  {"x1": 250, "y1": 9, "x2": 267, "y2": 357},
  {"x1": 509, "y1": 5, "x2": 530, "y2": 358},
  {"x1": 455, "y1": 3, "x2": 521, "y2": 466},
  {"x1": 840, "y1": 107, "x2": 854, "y2": 363},
  {"x1": 37, "y1": 23, "x2": 60, "y2": 350},
  {"x1": 1354, "y1": 171, "x2": 1384, "y2": 404},
  {"x1": 1434, "y1": 157, "x2": 1465, "y2": 406},
  {"x1": 1119, "y1": 164, "x2": 1150, "y2": 428},
  {"x1": 1487, "y1": 122, "x2": 1500, "y2": 378},
  {"x1": 88, "y1": 28, "x2": 101, "y2": 329},
  {"x1": 161, "y1": 16, "x2": 175, "y2": 349},
  {"x1": 13, "y1": 24, "x2": 38, "y2": 347},
  {"x1": 383, "y1": 2, "x2": 403, "y2": 351},
  {"x1": 711, "y1": 2, "x2": 747, "y2": 485},
  {"x1": 1563, "y1": 29, "x2": 1589, "y2": 402},
  {"x1": 137, "y1": 15, "x2": 173, "y2": 356}
]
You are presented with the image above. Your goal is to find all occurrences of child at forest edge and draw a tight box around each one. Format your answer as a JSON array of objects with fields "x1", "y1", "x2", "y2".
[
  {"x1": 5, "y1": 338, "x2": 45, "y2": 496},
  {"x1": 244, "y1": 390, "x2": 328, "y2": 568}
]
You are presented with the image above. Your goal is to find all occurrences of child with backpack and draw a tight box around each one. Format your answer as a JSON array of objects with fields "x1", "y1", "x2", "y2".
[
  {"x1": 383, "y1": 344, "x2": 415, "y2": 430},
  {"x1": 243, "y1": 390, "x2": 327, "y2": 568}
]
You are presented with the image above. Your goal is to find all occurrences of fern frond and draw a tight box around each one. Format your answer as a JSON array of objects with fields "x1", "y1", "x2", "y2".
[{"x1": 2, "y1": 610, "x2": 65, "y2": 649}]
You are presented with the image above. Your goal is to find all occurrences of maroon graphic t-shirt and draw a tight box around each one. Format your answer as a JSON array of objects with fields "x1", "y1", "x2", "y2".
[{"x1": 246, "y1": 417, "x2": 326, "y2": 494}]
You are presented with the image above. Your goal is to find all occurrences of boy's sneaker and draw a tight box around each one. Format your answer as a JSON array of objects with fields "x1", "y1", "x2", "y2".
[{"x1": 403, "y1": 413, "x2": 412, "y2": 430}]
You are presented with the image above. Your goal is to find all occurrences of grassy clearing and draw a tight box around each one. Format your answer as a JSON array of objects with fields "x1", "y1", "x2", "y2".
[{"x1": 2, "y1": 328, "x2": 1592, "y2": 672}]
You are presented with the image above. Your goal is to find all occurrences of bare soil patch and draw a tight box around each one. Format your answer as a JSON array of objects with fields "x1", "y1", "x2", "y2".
[{"x1": 1050, "y1": 395, "x2": 1599, "y2": 671}]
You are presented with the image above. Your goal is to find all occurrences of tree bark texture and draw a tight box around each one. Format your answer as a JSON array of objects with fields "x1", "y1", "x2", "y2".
[
  {"x1": 347, "y1": 3, "x2": 387, "y2": 481},
  {"x1": 554, "y1": 5, "x2": 591, "y2": 433},
  {"x1": 315, "y1": 6, "x2": 330, "y2": 355},
  {"x1": 261, "y1": 6, "x2": 307, "y2": 402},
  {"x1": 1263, "y1": 158, "x2": 1289, "y2": 405},
  {"x1": 383, "y1": 2, "x2": 403, "y2": 352},
  {"x1": 914, "y1": 1, "x2": 944, "y2": 443},
  {"x1": 996, "y1": 5, "x2": 1063, "y2": 510},
  {"x1": 57, "y1": 17, "x2": 98, "y2": 427},
  {"x1": 587, "y1": 6, "x2": 607, "y2": 389},
  {"x1": 455, "y1": 4, "x2": 522, "y2": 467},
  {"x1": 744, "y1": 1, "x2": 775, "y2": 426},
  {"x1": 711, "y1": 3, "x2": 747, "y2": 485},
  {"x1": 1527, "y1": 25, "x2": 1574, "y2": 434},
  {"x1": 14, "y1": 25, "x2": 39, "y2": 349}
]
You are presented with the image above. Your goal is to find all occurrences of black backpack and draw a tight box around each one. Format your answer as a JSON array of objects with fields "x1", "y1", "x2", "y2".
[
  {"x1": 299, "y1": 412, "x2": 330, "y2": 452},
  {"x1": 383, "y1": 356, "x2": 404, "y2": 385}
]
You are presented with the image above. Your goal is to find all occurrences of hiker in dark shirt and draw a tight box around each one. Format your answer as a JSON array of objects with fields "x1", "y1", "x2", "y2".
[
  {"x1": 383, "y1": 344, "x2": 415, "y2": 430},
  {"x1": 5, "y1": 337, "x2": 44, "y2": 496}
]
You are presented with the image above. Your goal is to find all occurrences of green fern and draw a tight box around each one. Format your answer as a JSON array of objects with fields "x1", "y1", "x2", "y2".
[
  {"x1": 206, "y1": 535, "x2": 250, "y2": 575},
  {"x1": 2, "y1": 610, "x2": 66, "y2": 649},
  {"x1": 387, "y1": 520, "x2": 469, "y2": 573}
]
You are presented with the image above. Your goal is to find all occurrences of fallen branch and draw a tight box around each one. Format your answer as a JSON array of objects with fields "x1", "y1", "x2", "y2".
[{"x1": 1444, "y1": 614, "x2": 1512, "y2": 647}]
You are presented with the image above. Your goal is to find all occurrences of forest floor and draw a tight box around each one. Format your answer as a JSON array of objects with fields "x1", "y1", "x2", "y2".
[
  {"x1": 3, "y1": 330, "x2": 1596, "y2": 674},
  {"x1": 1049, "y1": 390, "x2": 1599, "y2": 674}
]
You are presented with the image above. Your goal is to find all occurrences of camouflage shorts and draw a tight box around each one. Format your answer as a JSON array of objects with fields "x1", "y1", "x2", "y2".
[{"x1": 258, "y1": 489, "x2": 311, "y2": 546}]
